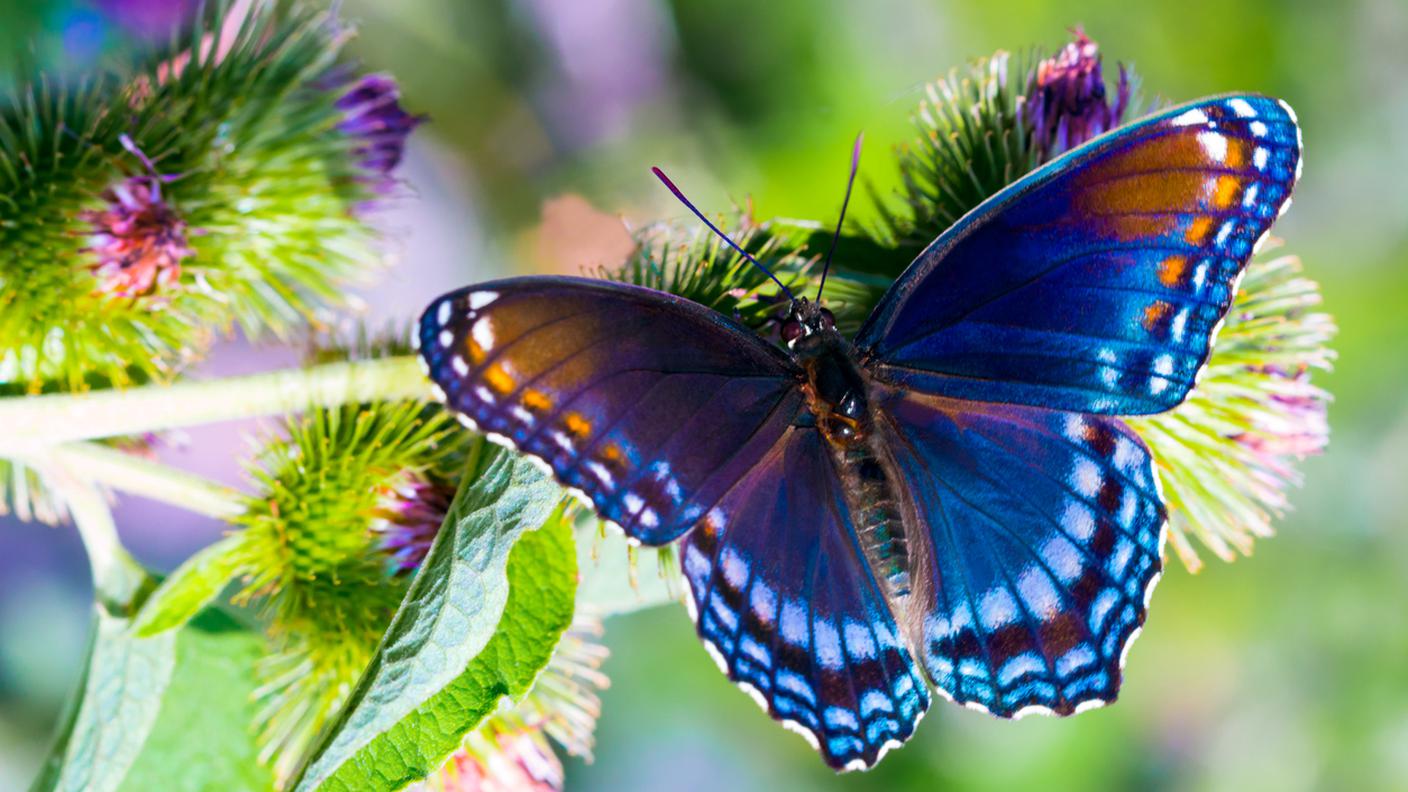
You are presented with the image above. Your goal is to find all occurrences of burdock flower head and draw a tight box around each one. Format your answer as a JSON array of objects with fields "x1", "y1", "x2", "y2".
[
  {"x1": 375, "y1": 470, "x2": 456, "y2": 572},
  {"x1": 81, "y1": 136, "x2": 193, "y2": 298},
  {"x1": 1025, "y1": 28, "x2": 1130, "y2": 160},
  {"x1": 336, "y1": 74, "x2": 425, "y2": 200}
]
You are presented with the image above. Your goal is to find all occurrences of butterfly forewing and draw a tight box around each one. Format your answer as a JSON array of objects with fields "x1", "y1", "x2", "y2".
[
  {"x1": 418, "y1": 276, "x2": 801, "y2": 545},
  {"x1": 858, "y1": 95, "x2": 1302, "y2": 415}
]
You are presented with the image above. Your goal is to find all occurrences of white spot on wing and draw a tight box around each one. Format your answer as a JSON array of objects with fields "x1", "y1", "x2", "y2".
[
  {"x1": 1228, "y1": 98, "x2": 1256, "y2": 118},
  {"x1": 472, "y1": 318, "x2": 495, "y2": 351},
  {"x1": 1197, "y1": 131, "x2": 1227, "y2": 161},
  {"x1": 1171, "y1": 108, "x2": 1208, "y2": 127},
  {"x1": 1242, "y1": 183, "x2": 1261, "y2": 209},
  {"x1": 468, "y1": 291, "x2": 498, "y2": 310}
]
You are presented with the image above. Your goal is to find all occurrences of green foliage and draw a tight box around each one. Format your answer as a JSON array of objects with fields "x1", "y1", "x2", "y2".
[
  {"x1": 0, "y1": 1, "x2": 380, "y2": 395},
  {"x1": 117, "y1": 610, "x2": 276, "y2": 792},
  {"x1": 133, "y1": 533, "x2": 248, "y2": 637},
  {"x1": 865, "y1": 51, "x2": 1038, "y2": 269},
  {"x1": 228, "y1": 400, "x2": 473, "y2": 777},
  {"x1": 31, "y1": 602, "x2": 178, "y2": 792},
  {"x1": 602, "y1": 214, "x2": 813, "y2": 332},
  {"x1": 293, "y1": 462, "x2": 575, "y2": 790},
  {"x1": 35, "y1": 597, "x2": 276, "y2": 792}
]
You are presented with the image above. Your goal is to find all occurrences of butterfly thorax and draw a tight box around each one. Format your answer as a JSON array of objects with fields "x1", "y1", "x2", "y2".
[{"x1": 786, "y1": 299, "x2": 912, "y2": 601}]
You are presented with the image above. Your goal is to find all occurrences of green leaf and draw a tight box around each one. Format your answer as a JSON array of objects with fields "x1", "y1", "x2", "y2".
[
  {"x1": 31, "y1": 604, "x2": 177, "y2": 792},
  {"x1": 118, "y1": 610, "x2": 276, "y2": 792},
  {"x1": 291, "y1": 446, "x2": 568, "y2": 791},
  {"x1": 132, "y1": 534, "x2": 248, "y2": 637}
]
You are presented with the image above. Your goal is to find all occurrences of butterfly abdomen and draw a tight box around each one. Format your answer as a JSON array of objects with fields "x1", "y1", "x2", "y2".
[
  {"x1": 835, "y1": 446, "x2": 912, "y2": 602},
  {"x1": 797, "y1": 335, "x2": 913, "y2": 604}
]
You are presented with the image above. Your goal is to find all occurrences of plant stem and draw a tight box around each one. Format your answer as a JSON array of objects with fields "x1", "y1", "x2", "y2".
[
  {"x1": 44, "y1": 443, "x2": 247, "y2": 520},
  {"x1": 44, "y1": 467, "x2": 149, "y2": 606},
  {"x1": 0, "y1": 356, "x2": 428, "y2": 455}
]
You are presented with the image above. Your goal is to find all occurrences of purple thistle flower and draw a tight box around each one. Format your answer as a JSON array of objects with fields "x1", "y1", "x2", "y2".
[
  {"x1": 82, "y1": 173, "x2": 193, "y2": 298},
  {"x1": 1025, "y1": 28, "x2": 1130, "y2": 161},
  {"x1": 375, "y1": 473, "x2": 454, "y2": 572},
  {"x1": 335, "y1": 74, "x2": 425, "y2": 200},
  {"x1": 1233, "y1": 365, "x2": 1331, "y2": 466}
]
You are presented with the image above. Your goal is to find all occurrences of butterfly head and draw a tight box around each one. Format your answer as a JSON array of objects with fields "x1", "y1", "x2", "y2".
[{"x1": 780, "y1": 297, "x2": 837, "y2": 351}]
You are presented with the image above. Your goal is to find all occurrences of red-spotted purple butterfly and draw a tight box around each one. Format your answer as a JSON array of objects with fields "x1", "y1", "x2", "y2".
[{"x1": 417, "y1": 95, "x2": 1301, "y2": 771}]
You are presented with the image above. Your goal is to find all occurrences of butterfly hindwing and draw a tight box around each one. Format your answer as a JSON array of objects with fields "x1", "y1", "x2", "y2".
[
  {"x1": 418, "y1": 276, "x2": 803, "y2": 545},
  {"x1": 876, "y1": 389, "x2": 1165, "y2": 716},
  {"x1": 682, "y1": 426, "x2": 930, "y2": 770},
  {"x1": 857, "y1": 94, "x2": 1302, "y2": 415}
]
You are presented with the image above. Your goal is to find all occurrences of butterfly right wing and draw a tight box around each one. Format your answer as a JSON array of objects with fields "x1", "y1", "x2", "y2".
[
  {"x1": 418, "y1": 276, "x2": 803, "y2": 545},
  {"x1": 875, "y1": 389, "x2": 1165, "y2": 718}
]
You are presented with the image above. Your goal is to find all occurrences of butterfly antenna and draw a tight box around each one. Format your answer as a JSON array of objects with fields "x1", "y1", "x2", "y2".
[
  {"x1": 816, "y1": 132, "x2": 863, "y2": 302},
  {"x1": 651, "y1": 166, "x2": 796, "y2": 302}
]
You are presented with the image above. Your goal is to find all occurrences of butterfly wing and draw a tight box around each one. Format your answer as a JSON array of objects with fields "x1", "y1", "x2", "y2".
[
  {"x1": 857, "y1": 95, "x2": 1302, "y2": 415},
  {"x1": 418, "y1": 276, "x2": 803, "y2": 545},
  {"x1": 682, "y1": 424, "x2": 930, "y2": 770},
  {"x1": 873, "y1": 389, "x2": 1164, "y2": 716}
]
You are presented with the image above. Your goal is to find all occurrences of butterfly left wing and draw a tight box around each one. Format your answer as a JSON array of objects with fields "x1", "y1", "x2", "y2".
[
  {"x1": 875, "y1": 389, "x2": 1165, "y2": 717},
  {"x1": 856, "y1": 95, "x2": 1302, "y2": 415},
  {"x1": 682, "y1": 424, "x2": 930, "y2": 770},
  {"x1": 418, "y1": 276, "x2": 803, "y2": 545}
]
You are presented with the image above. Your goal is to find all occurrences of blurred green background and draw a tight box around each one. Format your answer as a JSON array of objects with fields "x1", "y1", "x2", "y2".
[{"x1": 1, "y1": 1, "x2": 1405, "y2": 789}]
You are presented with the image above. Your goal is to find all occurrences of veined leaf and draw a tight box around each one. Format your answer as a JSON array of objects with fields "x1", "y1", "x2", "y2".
[
  {"x1": 31, "y1": 604, "x2": 177, "y2": 792},
  {"x1": 291, "y1": 446, "x2": 568, "y2": 790},
  {"x1": 118, "y1": 610, "x2": 275, "y2": 792},
  {"x1": 132, "y1": 534, "x2": 249, "y2": 637}
]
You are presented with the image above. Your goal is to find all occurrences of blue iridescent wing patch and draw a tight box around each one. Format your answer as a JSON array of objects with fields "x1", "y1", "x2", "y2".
[
  {"x1": 877, "y1": 389, "x2": 1164, "y2": 716},
  {"x1": 857, "y1": 95, "x2": 1302, "y2": 415},
  {"x1": 418, "y1": 276, "x2": 802, "y2": 545},
  {"x1": 681, "y1": 426, "x2": 930, "y2": 770}
]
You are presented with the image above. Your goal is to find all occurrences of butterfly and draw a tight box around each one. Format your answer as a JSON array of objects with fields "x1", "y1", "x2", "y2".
[{"x1": 417, "y1": 95, "x2": 1302, "y2": 771}]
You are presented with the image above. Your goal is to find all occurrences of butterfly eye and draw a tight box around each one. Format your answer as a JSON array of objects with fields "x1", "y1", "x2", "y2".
[
  {"x1": 819, "y1": 308, "x2": 836, "y2": 329},
  {"x1": 781, "y1": 318, "x2": 804, "y2": 343}
]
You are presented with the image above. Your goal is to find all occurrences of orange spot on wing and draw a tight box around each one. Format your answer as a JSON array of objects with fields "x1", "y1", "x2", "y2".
[
  {"x1": 1142, "y1": 300, "x2": 1173, "y2": 333},
  {"x1": 1105, "y1": 213, "x2": 1177, "y2": 241},
  {"x1": 602, "y1": 444, "x2": 623, "y2": 462},
  {"x1": 1158, "y1": 256, "x2": 1189, "y2": 288},
  {"x1": 464, "y1": 339, "x2": 486, "y2": 365},
  {"x1": 1223, "y1": 138, "x2": 1248, "y2": 168},
  {"x1": 522, "y1": 389, "x2": 552, "y2": 413},
  {"x1": 1185, "y1": 216, "x2": 1214, "y2": 245},
  {"x1": 564, "y1": 412, "x2": 592, "y2": 438},
  {"x1": 1211, "y1": 175, "x2": 1241, "y2": 209},
  {"x1": 484, "y1": 364, "x2": 515, "y2": 395}
]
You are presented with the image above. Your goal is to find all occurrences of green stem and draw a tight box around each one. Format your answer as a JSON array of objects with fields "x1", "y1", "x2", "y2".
[
  {"x1": 43, "y1": 443, "x2": 247, "y2": 520},
  {"x1": 0, "y1": 356, "x2": 428, "y2": 455},
  {"x1": 44, "y1": 467, "x2": 149, "y2": 607}
]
